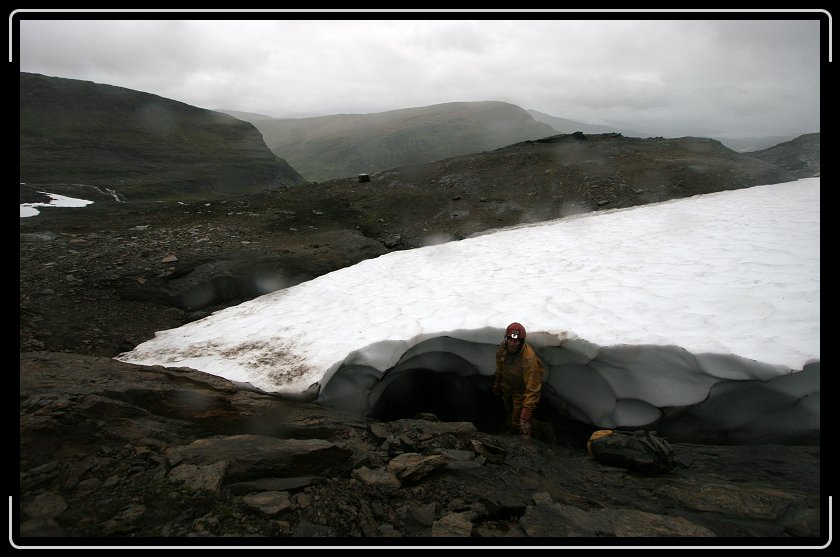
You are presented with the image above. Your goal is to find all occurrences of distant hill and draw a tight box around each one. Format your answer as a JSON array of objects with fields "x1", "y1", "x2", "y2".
[
  {"x1": 20, "y1": 72, "x2": 305, "y2": 200},
  {"x1": 226, "y1": 101, "x2": 558, "y2": 182},
  {"x1": 527, "y1": 109, "x2": 652, "y2": 139},
  {"x1": 746, "y1": 132, "x2": 820, "y2": 178},
  {"x1": 527, "y1": 109, "x2": 813, "y2": 155},
  {"x1": 214, "y1": 109, "x2": 280, "y2": 123},
  {"x1": 711, "y1": 135, "x2": 800, "y2": 153}
]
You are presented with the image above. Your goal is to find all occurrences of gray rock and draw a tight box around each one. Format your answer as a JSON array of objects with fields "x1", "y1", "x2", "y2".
[
  {"x1": 357, "y1": 501, "x2": 379, "y2": 537},
  {"x1": 292, "y1": 520, "x2": 334, "y2": 537},
  {"x1": 19, "y1": 518, "x2": 66, "y2": 537},
  {"x1": 27, "y1": 462, "x2": 58, "y2": 476},
  {"x1": 387, "y1": 453, "x2": 447, "y2": 484},
  {"x1": 168, "y1": 461, "x2": 228, "y2": 493},
  {"x1": 444, "y1": 459, "x2": 483, "y2": 471},
  {"x1": 225, "y1": 476, "x2": 322, "y2": 495},
  {"x1": 241, "y1": 491, "x2": 292, "y2": 516},
  {"x1": 368, "y1": 422, "x2": 392, "y2": 439},
  {"x1": 436, "y1": 448, "x2": 483, "y2": 471},
  {"x1": 21, "y1": 232, "x2": 59, "y2": 242},
  {"x1": 407, "y1": 502, "x2": 436, "y2": 526},
  {"x1": 413, "y1": 413, "x2": 440, "y2": 421},
  {"x1": 383, "y1": 234, "x2": 403, "y2": 248},
  {"x1": 293, "y1": 493, "x2": 312, "y2": 509},
  {"x1": 392, "y1": 419, "x2": 477, "y2": 437},
  {"x1": 660, "y1": 483, "x2": 796, "y2": 520},
  {"x1": 351, "y1": 466, "x2": 400, "y2": 488},
  {"x1": 532, "y1": 491, "x2": 553, "y2": 505},
  {"x1": 432, "y1": 512, "x2": 474, "y2": 537},
  {"x1": 75, "y1": 477, "x2": 102, "y2": 495},
  {"x1": 464, "y1": 480, "x2": 531, "y2": 515},
  {"x1": 101, "y1": 503, "x2": 147, "y2": 535},
  {"x1": 22, "y1": 492, "x2": 67, "y2": 520},
  {"x1": 165, "y1": 435, "x2": 352, "y2": 482},
  {"x1": 469, "y1": 439, "x2": 506, "y2": 464},
  {"x1": 520, "y1": 503, "x2": 715, "y2": 537},
  {"x1": 378, "y1": 523, "x2": 402, "y2": 537},
  {"x1": 779, "y1": 506, "x2": 821, "y2": 537},
  {"x1": 601, "y1": 507, "x2": 715, "y2": 537},
  {"x1": 435, "y1": 448, "x2": 475, "y2": 461}
]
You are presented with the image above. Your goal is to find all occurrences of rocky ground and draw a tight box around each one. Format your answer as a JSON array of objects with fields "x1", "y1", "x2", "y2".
[
  {"x1": 19, "y1": 352, "x2": 822, "y2": 544},
  {"x1": 18, "y1": 133, "x2": 824, "y2": 545}
]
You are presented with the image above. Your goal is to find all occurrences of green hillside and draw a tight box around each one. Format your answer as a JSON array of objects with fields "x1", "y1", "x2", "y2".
[
  {"x1": 20, "y1": 72, "x2": 305, "y2": 200},
  {"x1": 234, "y1": 101, "x2": 558, "y2": 182}
]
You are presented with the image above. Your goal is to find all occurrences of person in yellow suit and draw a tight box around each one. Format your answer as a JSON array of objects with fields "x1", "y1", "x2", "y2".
[{"x1": 492, "y1": 322, "x2": 545, "y2": 437}]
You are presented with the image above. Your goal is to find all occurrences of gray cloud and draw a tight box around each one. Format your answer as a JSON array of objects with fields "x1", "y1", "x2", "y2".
[{"x1": 16, "y1": 14, "x2": 822, "y2": 138}]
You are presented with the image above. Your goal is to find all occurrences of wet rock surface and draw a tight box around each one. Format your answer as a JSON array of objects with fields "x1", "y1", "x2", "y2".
[{"x1": 18, "y1": 352, "x2": 823, "y2": 543}]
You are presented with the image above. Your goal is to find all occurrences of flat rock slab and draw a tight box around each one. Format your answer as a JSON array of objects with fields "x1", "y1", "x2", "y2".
[{"x1": 165, "y1": 435, "x2": 352, "y2": 482}]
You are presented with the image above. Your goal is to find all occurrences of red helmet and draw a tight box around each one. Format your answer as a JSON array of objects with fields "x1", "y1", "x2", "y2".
[{"x1": 505, "y1": 322, "x2": 526, "y2": 339}]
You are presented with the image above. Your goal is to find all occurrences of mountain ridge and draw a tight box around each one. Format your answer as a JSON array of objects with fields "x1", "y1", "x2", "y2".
[
  {"x1": 19, "y1": 72, "x2": 305, "y2": 200},
  {"x1": 225, "y1": 100, "x2": 815, "y2": 182},
  {"x1": 527, "y1": 108, "x2": 652, "y2": 139},
  {"x1": 746, "y1": 132, "x2": 820, "y2": 176},
  {"x1": 224, "y1": 101, "x2": 558, "y2": 182}
]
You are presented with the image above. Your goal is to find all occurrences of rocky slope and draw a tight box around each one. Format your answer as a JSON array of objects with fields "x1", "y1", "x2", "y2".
[
  {"x1": 18, "y1": 351, "x2": 822, "y2": 541},
  {"x1": 20, "y1": 72, "x2": 305, "y2": 200},
  {"x1": 747, "y1": 132, "x2": 821, "y2": 178}
]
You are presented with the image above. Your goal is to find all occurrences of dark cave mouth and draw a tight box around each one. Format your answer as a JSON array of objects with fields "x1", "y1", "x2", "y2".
[
  {"x1": 367, "y1": 368, "x2": 506, "y2": 433},
  {"x1": 353, "y1": 367, "x2": 594, "y2": 445}
]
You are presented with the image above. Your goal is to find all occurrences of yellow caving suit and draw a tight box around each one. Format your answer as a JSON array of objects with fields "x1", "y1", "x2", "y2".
[{"x1": 493, "y1": 341, "x2": 545, "y2": 430}]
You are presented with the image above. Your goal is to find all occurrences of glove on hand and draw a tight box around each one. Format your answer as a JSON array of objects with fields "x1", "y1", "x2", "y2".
[{"x1": 519, "y1": 408, "x2": 534, "y2": 436}]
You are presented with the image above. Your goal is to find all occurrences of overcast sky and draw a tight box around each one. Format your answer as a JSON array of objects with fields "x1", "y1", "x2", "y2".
[{"x1": 16, "y1": 13, "x2": 823, "y2": 139}]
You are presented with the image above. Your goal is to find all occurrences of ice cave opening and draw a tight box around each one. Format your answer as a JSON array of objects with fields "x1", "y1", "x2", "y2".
[{"x1": 317, "y1": 334, "x2": 820, "y2": 446}]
